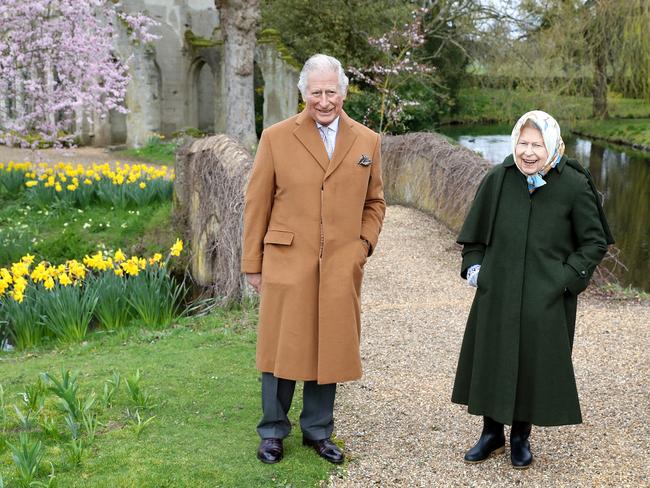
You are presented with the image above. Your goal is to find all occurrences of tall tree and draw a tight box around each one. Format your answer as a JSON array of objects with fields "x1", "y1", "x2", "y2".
[
  {"x1": 482, "y1": 0, "x2": 650, "y2": 119},
  {"x1": 0, "y1": 0, "x2": 157, "y2": 147},
  {"x1": 260, "y1": 0, "x2": 411, "y2": 68},
  {"x1": 215, "y1": 0, "x2": 260, "y2": 149}
]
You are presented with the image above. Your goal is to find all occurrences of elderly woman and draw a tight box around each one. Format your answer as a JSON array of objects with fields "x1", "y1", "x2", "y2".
[{"x1": 451, "y1": 110, "x2": 614, "y2": 469}]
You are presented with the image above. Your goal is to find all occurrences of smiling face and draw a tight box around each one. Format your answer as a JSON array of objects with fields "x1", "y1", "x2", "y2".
[
  {"x1": 515, "y1": 124, "x2": 548, "y2": 175},
  {"x1": 305, "y1": 69, "x2": 345, "y2": 126}
]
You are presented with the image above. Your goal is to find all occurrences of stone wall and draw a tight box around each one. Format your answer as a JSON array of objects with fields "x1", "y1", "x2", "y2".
[
  {"x1": 174, "y1": 134, "x2": 253, "y2": 301},
  {"x1": 381, "y1": 133, "x2": 492, "y2": 233},
  {"x1": 256, "y1": 31, "x2": 300, "y2": 129}
]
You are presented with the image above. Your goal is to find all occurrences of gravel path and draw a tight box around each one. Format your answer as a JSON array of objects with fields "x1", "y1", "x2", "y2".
[
  {"x1": 0, "y1": 145, "x2": 148, "y2": 166},
  {"x1": 329, "y1": 205, "x2": 649, "y2": 488}
]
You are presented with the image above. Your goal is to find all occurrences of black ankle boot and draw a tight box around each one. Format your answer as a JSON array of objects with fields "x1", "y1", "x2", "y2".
[
  {"x1": 464, "y1": 416, "x2": 506, "y2": 463},
  {"x1": 510, "y1": 421, "x2": 533, "y2": 469}
]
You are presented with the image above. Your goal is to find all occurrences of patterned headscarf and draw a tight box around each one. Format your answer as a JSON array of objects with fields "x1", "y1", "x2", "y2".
[{"x1": 511, "y1": 110, "x2": 565, "y2": 193}]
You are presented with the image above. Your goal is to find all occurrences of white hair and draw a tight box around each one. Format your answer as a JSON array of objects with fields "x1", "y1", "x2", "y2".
[{"x1": 297, "y1": 54, "x2": 349, "y2": 100}]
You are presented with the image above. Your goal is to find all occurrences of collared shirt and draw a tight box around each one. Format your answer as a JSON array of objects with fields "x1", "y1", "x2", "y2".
[{"x1": 316, "y1": 117, "x2": 339, "y2": 159}]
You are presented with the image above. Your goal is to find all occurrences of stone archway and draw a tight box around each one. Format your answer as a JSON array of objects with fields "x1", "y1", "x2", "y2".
[
  {"x1": 197, "y1": 62, "x2": 215, "y2": 133},
  {"x1": 109, "y1": 110, "x2": 127, "y2": 144}
]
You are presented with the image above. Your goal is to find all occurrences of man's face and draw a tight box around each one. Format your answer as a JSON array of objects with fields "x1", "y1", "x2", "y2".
[{"x1": 305, "y1": 69, "x2": 345, "y2": 126}]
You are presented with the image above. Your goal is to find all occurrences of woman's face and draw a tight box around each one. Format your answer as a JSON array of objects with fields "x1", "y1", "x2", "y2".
[{"x1": 515, "y1": 125, "x2": 548, "y2": 175}]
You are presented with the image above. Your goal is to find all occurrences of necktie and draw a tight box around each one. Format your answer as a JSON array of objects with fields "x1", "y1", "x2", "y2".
[{"x1": 319, "y1": 126, "x2": 334, "y2": 159}]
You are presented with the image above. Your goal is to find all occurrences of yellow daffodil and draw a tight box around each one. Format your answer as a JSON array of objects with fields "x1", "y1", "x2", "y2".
[
  {"x1": 11, "y1": 261, "x2": 29, "y2": 277},
  {"x1": 114, "y1": 249, "x2": 126, "y2": 262},
  {"x1": 13, "y1": 275, "x2": 27, "y2": 289},
  {"x1": 121, "y1": 260, "x2": 140, "y2": 276},
  {"x1": 1, "y1": 268, "x2": 13, "y2": 283},
  {"x1": 59, "y1": 273, "x2": 72, "y2": 286},
  {"x1": 170, "y1": 239, "x2": 183, "y2": 257},
  {"x1": 68, "y1": 260, "x2": 87, "y2": 280},
  {"x1": 44, "y1": 277, "x2": 55, "y2": 290}
]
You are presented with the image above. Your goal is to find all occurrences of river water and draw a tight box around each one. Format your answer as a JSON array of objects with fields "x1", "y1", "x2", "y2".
[{"x1": 439, "y1": 124, "x2": 650, "y2": 292}]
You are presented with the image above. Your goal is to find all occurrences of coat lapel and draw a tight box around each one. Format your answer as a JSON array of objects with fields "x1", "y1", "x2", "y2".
[
  {"x1": 293, "y1": 110, "x2": 328, "y2": 173},
  {"x1": 325, "y1": 111, "x2": 357, "y2": 181}
]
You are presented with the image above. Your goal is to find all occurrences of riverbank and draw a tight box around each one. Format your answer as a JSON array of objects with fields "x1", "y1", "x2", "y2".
[
  {"x1": 443, "y1": 87, "x2": 650, "y2": 152},
  {"x1": 570, "y1": 118, "x2": 650, "y2": 152}
]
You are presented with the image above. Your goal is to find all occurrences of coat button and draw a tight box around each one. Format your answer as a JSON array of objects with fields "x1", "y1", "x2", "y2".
[{"x1": 581, "y1": 270, "x2": 586, "y2": 275}]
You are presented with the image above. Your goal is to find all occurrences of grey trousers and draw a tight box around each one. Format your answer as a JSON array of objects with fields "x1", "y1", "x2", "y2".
[{"x1": 257, "y1": 372, "x2": 336, "y2": 441}]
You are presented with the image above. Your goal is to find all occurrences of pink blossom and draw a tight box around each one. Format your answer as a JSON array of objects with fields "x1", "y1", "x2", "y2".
[
  {"x1": 348, "y1": 7, "x2": 435, "y2": 133},
  {"x1": 0, "y1": 0, "x2": 159, "y2": 147}
]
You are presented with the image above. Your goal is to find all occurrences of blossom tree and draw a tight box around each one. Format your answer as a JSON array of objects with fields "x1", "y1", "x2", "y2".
[
  {"x1": 348, "y1": 7, "x2": 434, "y2": 134},
  {"x1": 0, "y1": 0, "x2": 158, "y2": 147}
]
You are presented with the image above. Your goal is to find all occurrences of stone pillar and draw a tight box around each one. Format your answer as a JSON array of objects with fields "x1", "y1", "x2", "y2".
[
  {"x1": 255, "y1": 42, "x2": 299, "y2": 128},
  {"x1": 213, "y1": 45, "x2": 227, "y2": 134},
  {"x1": 124, "y1": 44, "x2": 162, "y2": 148}
]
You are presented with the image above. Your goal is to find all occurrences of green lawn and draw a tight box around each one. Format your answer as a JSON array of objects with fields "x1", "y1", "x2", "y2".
[
  {"x1": 445, "y1": 87, "x2": 650, "y2": 124},
  {"x1": 115, "y1": 139, "x2": 179, "y2": 166},
  {"x1": 570, "y1": 118, "x2": 650, "y2": 148},
  {"x1": 0, "y1": 191, "x2": 175, "y2": 267},
  {"x1": 0, "y1": 308, "x2": 335, "y2": 487}
]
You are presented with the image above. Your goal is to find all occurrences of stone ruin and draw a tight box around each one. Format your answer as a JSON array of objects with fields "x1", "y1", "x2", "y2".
[{"x1": 2, "y1": 0, "x2": 299, "y2": 149}]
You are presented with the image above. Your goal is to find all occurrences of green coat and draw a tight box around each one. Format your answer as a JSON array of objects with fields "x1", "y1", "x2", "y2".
[{"x1": 451, "y1": 155, "x2": 613, "y2": 426}]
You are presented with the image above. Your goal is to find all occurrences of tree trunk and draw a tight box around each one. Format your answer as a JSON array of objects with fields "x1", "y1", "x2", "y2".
[
  {"x1": 592, "y1": 37, "x2": 608, "y2": 119},
  {"x1": 215, "y1": 0, "x2": 260, "y2": 149},
  {"x1": 590, "y1": 0, "x2": 609, "y2": 119}
]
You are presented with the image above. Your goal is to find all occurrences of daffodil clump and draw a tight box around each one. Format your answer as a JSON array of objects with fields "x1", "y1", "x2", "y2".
[
  {"x1": 0, "y1": 161, "x2": 32, "y2": 194},
  {"x1": 0, "y1": 239, "x2": 185, "y2": 350},
  {"x1": 0, "y1": 161, "x2": 174, "y2": 209}
]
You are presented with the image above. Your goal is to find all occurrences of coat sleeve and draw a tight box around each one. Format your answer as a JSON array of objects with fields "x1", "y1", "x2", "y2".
[
  {"x1": 241, "y1": 131, "x2": 275, "y2": 274},
  {"x1": 563, "y1": 175, "x2": 609, "y2": 294},
  {"x1": 457, "y1": 166, "x2": 504, "y2": 278},
  {"x1": 360, "y1": 133, "x2": 386, "y2": 256},
  {"x1": 460, "y1": 244, "x2": 486, "y2": 279}
]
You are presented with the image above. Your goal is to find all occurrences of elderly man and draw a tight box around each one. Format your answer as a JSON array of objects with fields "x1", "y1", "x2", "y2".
[{"x1": 242, "y1": 53, "x2": 385, "y2": 464}]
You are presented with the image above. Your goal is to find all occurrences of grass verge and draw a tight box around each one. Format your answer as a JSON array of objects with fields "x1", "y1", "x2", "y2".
[
  {"x1": 444, "y1": 88, "x2": 650, "y2": 125},
  {"x1": 0, "y1": 307, "x2": 337, "y2": 487},
  {"x1": 115, "y1": 139, "x2": 179, "y2": 166},
  {"x1": 570, "y1": 118, "x2": 650, "y2": 149}
]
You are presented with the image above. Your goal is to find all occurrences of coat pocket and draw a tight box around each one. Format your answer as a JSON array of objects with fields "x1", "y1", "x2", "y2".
[{"x1": 263, "y1": 230, "x2": 294, "y2": 246}]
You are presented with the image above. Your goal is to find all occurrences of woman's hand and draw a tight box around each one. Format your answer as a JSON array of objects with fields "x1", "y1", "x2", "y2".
[{"x1": 467, "y1": 265, "x2": 481, "y2": 288}]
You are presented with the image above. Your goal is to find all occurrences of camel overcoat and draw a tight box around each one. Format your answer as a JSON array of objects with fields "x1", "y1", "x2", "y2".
[
  {"x1": 451, "y1": 155, "x2": 613, "y2": 426},
  {"x1": 241, "y1": 110, "x2": 385, "y2": 384}
]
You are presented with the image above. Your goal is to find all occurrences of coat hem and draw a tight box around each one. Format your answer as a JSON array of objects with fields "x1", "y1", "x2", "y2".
[
  {"x1": 451, "y1": 398, "x2": 583, "y2": 427},
  {"x1": 258, "y1": 368, "x2": 361, "y2": 385}
]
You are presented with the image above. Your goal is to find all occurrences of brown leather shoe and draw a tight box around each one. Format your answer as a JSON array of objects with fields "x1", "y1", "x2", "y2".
[
  {"x1": 257, "y1": 438, "x2": 283, "y2": 464},
  {"x1": 302, "y1": 437, "x2": 344, "y2": 464}
]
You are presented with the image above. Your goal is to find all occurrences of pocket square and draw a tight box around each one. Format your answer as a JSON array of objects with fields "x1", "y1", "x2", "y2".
[{"x1": 358, "y1": 154, "x2": 372, "y2": 166}]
